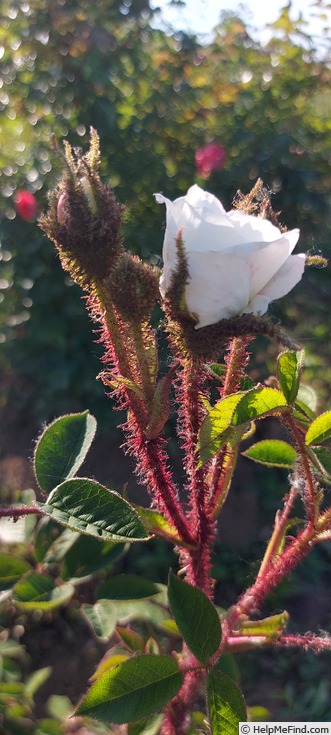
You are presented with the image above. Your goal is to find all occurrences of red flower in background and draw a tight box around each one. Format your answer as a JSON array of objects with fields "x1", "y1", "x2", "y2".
[
  {"x1": 14, "y1": 190, "x2": 38, "y2": 221},
  {"x1": 195, "y1": 142, "x2": 226, "y2": 177}
]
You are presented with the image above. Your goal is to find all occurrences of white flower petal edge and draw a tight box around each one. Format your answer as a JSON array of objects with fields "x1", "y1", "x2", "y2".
[
  {"x1": 155, "y1": 185, "x2": 305, "y2": 328},
  {"x1": 245, "y1": 253, "x2": 306, "y2": 315},
  {"x1": 245, "y1": 229, "x2": 300, "y2": 299}
]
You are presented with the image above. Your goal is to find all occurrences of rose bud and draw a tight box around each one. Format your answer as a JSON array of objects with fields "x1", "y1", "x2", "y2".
[
  {"x1": 39, "y1": 130, "x2": 124, "y2": 291},
  {"x1": 155, "y1": 185, "x2": 305, "y2": 329},
  {"x1": 14, "y1": 190, "x2": 38, "y2": 221}
]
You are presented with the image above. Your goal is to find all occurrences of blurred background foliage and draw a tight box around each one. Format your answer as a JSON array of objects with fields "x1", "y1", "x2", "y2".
[
  {"x1": 1, "y1": 0, "x2": 331, "y2": 726},
  {"x1": 1, "y1": 0, "x2": 331, "y2": 446}
]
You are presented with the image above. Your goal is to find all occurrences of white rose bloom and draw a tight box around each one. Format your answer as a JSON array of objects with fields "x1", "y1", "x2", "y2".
[{"x1": 155, "y1": 185, "x2": 305, "y2": 329}]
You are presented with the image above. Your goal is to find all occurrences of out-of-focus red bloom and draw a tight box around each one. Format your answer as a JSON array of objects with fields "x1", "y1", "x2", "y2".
[
  {"x1": 14, "y1": 190, "x2": 38, "y2": 221},
  {"x1": 195, "y1": 142, "x2": 226, "y2": 177}
]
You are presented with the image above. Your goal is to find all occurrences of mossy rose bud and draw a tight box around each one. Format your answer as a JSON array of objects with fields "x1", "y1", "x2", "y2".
[
  {"x1": 104, "y1": 253, "x2": 160, "y2": 323},
  {"x1": 39, "y1": 130, "x2": 124, "y2": 291},
  {"x1": 155, "y1": 185, "x2": 305, "y2": 329}
]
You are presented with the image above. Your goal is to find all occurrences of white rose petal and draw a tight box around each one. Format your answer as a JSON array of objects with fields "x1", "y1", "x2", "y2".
[
  {"x1": 245, "y1": 253, "x2": 306, "y2": 314},
  {"x1": 155, "y1": 185, "x2": 305, "y2": 329},
  {"x1": 186, "y1": 252, "x2": 250, "y2": 327},
  {"x1": 227, "y1": 209, "x2": 285, "y2": 243}
]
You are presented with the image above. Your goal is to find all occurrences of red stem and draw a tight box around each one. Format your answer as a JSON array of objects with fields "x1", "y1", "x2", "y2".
[
  {"x1": 91, "y1": 294, "x2": 194, "y2": 545},
  {"x1": 234, "y1": 522, "x2": 316, "y2": 621},
  {"x1": 0, "y1": 506, "x2": 43, "y2": 519},
  {"x1": 178, "y1": 360, "x2": 216, "y2": 596},
  {"x1": 255, "y1": 484, "x2": 299, "y2": 583},
  {"x1": 210, "y1": 337, "x2": 251, "y2": 507},
  {"x1": 138, "y1": 435, "x2": 196, "y2": 547},
  {"x1": 277, "y1": 634, "x2": 331, "y2": 652},
  {"x1": 221, "y1": 336, "x2": 252, "y2": 398},
  {"x1": 162, "y1": 670, "x2": 204, "y2": 735}
]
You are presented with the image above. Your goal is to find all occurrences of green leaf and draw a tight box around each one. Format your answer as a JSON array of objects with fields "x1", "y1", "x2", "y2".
[
  {"x1": 0, "y1": 639, "x2": 25, "y2": 658},
  {"x1": 209, "y1": 364, "x2": 227, "y2": 380},
  {"x1": 240, "y1": 611, "x2": 289, "y2": 640},
  {"x1": 311, "y1": 445, "x2": 331, "y2": 477},
  {"x1": 38, "y1": 478, "x2": 149, "y2": 542},
  {"x1": 242, "y1": 439, "x2": 297, "y2": 468},
  {"x1": 297, "y1": 384, "x2": 317, "y2": 413},
  {"x1": 34, "y1": 518, "x2": 66, "y2": 562},
  {"x1": 34, "y1": 411, "x2": 97, "y2": 495},
  {"x1": 47, "y1": 694, "x2": 73, "y2": 720},
  {"x1": 305, "y1": 411, "x2": 331, "y2": 446},
  {"x1": 134, "y1": 506, "x2": 196, "y2": 549},
  {"x1": 208, "y1": 366, "x2": 254, "y2": 391},
  {"x1": 198, "y1": 389, "x2": 288, "y2": 466},
  {"x1": 35, "y1": 718, "x2": 64, "y2": 735},
  {"x1": 97, "y1": 575, "x2": 159, "y2": 600},
  {"x1": 62, "y1": 536, "x2": 125, "y2": 580},
  {"x1": 76, "y1": 655, "x2": 183, "y2": 724},
  {"x1": 231, "y1": 388, "x2": 288, "y2": 426},
  {"x1": 43, "y1": 528, "x2": 80, "y2": 565},
  {"x1": 91, "y1": 653, "x2": 129, "y2": 682},
  {"x1": 0, "y1": 554, "x2": 32, "y2": 591},
  {"x1": 82, "y1": 600, "x2": 117, "y2": 640},
  {"x1": 247, "y1": 706, "x2": 272, "y2": 721},
  {"x1": 158, "y1": 619, "x2": 181, "y2": 637},
  {"x1": 198, "y1": 392, "x2": 245, "y2": 466},
  {"x1": 293, "y1": 401, "x2": 315, "y2": 428},
  {"x1": 12, "y1": 572, "x2": 74, "y2": 610},
  {"x1": 293, "y1": 388, "x2": 317, "y2": 428},
  {"x1": 215, "y1": 655, "x2": 240, "y2": 684},
  {"x1": 277, "y1": 350, "x2": 304, "y2": 404},
  {"x1": 109, "y1": 599, "x2": 168, "y2": 626},
  {"x1": 128, "y1": 715, "x2": 163, "y2": 735},
  {"x1": 0, "y1": 681, "x2": 25, "y2": 697},
  {"x1": 116, "y1": 626, "x2": 145, "y2": 652},
  {"x1": 207, "y1": 670, "x2": 246, "y2": 734},
  {"x1": 168, "y1": 571, "x2": 221, "y2": 664},
  {"x1": 102, "y1": 374, "x2": 144, "y2": 399},
  {"x1": 307, "y1": 446, "x2": 331, "y2": 487},
  {"x1": 25, "y1": 667, "x2": 52, "y2": 699}
]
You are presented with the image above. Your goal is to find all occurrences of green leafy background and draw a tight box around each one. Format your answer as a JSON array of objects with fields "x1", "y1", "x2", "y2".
[{"x1": 1, "y1": 0, "x2": 331, "y2": 731}]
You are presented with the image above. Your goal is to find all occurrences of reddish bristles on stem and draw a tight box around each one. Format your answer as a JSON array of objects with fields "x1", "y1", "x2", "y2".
[
  {"x1": 277, "y1": 634, "x2": 331, "y2": 652},
  {"x1": 221, "y1": 336, "x2": 252, "y2": 398},
  {"x1": 86, "y1": 291, "x2": 195, "y2": 547},
  {"x1": 174, "y1": 359, "x2": 216, "y2": 597},
  {"x1": 210, "y1": 337, "x2": 251, "y2": 510}
]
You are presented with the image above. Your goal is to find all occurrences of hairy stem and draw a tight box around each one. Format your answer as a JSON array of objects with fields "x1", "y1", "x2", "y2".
[
  {"x1": 0, "y1": 506, "x2": 43, "y2": 519},
  {"x1": 210, "y1": 337, "x2": 251, "y2": 507},
  {"x1": 131, "y1": 322, "x2": 156, "y2": 407},
  {"x1": 221, "y1": 336, "x2": 252, "y2": 398},
  {"x1": 162, "y1": 670, "x2": 204, "y2": 735},
  {"x1": 255, "y1": 485, "x2": 299, "y2": 582},
  {"x1": 138, "y1": 435, "x2": 196, "y2": 547},
  {"x1": 179, "y1": 360, "x2": 216, "y2": 596},
  {"x1": 92, "y1": 292, "x2": 194, "y2": 544},
  {"x1": 229, "y1": 522, "x2": 316, "y2": 624},
  {"x1": 277, "y1": 634, "x2": 331, "y2": 652}
]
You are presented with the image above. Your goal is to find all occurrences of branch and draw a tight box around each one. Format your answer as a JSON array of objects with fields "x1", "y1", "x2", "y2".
[
  {"x1": 0, "y1": 505, "x2": 43, "y2": 520},
  {"x1": 277, "y1": 633, "x2": 331, "y2": 653}
]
